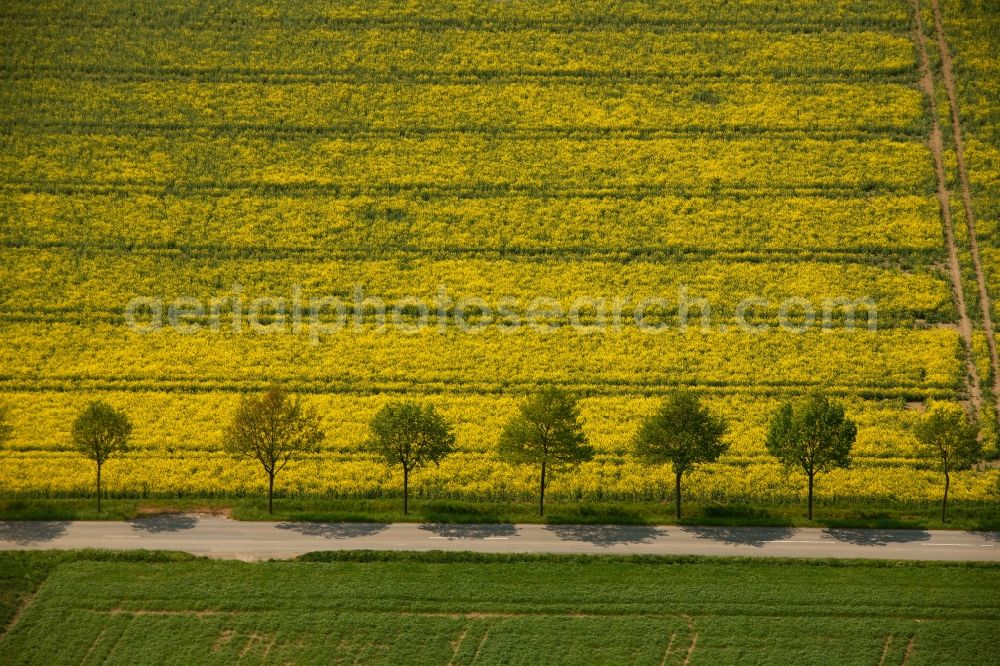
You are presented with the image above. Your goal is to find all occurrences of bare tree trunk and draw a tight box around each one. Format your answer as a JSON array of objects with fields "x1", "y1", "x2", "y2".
[
  {"x1": 403, "y1": 466, "x2": 409, "y2": 516},
  {"x1": 539, "y1": 461, "x2": 546, "y2": 517},
  {"x1": 96, "y1": 462, "x2": 102, "y2": 513},
  {"x1": 807, "y1": 471, "x2": 814, "y2": 521},
  {"x1": 675, "y1": 471, "x2": 683, "y2": 520},
  {"x1": 942, "y1": 470, "x2": 950, "y2": 522},
  {"x1": 268, "y1": 472, "x2": 274, "y2": 514}
]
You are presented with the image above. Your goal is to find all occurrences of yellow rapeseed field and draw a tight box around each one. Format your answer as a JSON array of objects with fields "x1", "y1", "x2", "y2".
[{"x1": 1, "y1": 0, "x2": 998, "y2": 505}]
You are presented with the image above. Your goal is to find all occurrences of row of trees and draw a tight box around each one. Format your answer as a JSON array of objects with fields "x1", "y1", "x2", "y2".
[{"x1": 0, "y1": 388, "x2": 983, "y2": 521}]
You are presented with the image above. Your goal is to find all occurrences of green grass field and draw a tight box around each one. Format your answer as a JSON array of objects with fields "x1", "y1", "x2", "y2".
[{"x1": 1, "y1": 551, "x2": 998, "y2": 664}]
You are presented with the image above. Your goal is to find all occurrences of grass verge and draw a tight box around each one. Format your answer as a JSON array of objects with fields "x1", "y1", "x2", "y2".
[{"x1": 0, "y1": 497, "x2": 998, "y2": 531}]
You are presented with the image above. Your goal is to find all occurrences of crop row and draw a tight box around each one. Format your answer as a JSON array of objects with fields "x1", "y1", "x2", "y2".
[
  {"x1": 0, "y1": 0, "x2": 914, "y2": 31},
  {"x1": 0, "y1": 325, "x2": 965, "y2": 394},
  {"x1": 0, "y1": 81, "x2": 926, "y2": 137},
  {"x1": 0, "y1": 193, "x2": 945, "y2": 256},
  {"x1": 0, "y1": 136, "x2": 935, "y2": 194},
  {"x1": 2, "y1": 28, "x2": 917, "y2": 81},
  {"x1": 0, "y1": 250, "x2": 954, "y2": 325}
]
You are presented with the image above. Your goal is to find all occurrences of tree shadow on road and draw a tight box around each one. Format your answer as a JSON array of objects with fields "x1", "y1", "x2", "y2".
[
  {"x1": 0, "y1": 521, "x2": 69, "y2": 545},
  {"x1": 679, "y1": 526, "x2": 796, "y2": 548},
  {"x1": 275, "y1": 522, "x2": 389, "y2": 539},
  {"x1": 973, "y1": 530, "x2": 1000, "y2": 543},
  {"x1": 822, "y1": 528, "x2": 931, "y2": 546},
  {"x1": 544, "y1": 524, "x2": 665, "y2": 547},
  {"x1": 127, "y1": 514, "x2": 199, "y2": 533},
  {"x1": 419, "y1": 523, "x2": 519, "y2": 540}
]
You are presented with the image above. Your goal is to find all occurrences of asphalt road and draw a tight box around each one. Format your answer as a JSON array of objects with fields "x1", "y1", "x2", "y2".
[{"x1": 1, "y1": 515, "x2": 999, "y2": 561}]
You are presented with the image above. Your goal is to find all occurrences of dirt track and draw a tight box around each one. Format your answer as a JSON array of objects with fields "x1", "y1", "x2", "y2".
[
  {"x1": 929, "y1": 0, "x2": 1000, "y2": 409},
  {"x1": 912, "y1": 0, "x2": 982, "y2": 410}
]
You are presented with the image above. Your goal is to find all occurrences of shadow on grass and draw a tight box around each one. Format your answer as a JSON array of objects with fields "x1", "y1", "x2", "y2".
[
  {"x1": 419, "y1": 501, "x2": 511, "y2": 524},
  {"x1": 822, "y1": 528, "x2": 931, "y2": 546},
  {"x1": 544, "y1": 524, "x2": 665, "y2": 546},
  {"x1": 818, "y1": 512, "x2": 928, "y2": 531},
  {"x1": 679, "y1": 526, "x2": 796, "y2": 547},
  {"x1": 127, "y1": 514, "x2": 199, "y2": 533},
  {"x1": 0, "y1": 521, "x2": 70, "y2": 545},
  {"x1": 275, "y1": 522, "x2": 390, "y2": 539},
  {"x1": 545, "y1": 504, "x2": 651, "y2": 526},
  {"x1": 689, "y1": 505, "x2": 796, "y2": 528},
  {"x1": 419, "y1": 523, "x2": 519, "y2": 540}
]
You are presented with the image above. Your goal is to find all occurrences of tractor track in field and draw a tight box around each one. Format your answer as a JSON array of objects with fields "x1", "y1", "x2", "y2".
[
  {"x1": 911, "y1": 0, "x2": 981, "y2": 411},
  {"x1": 929, "y1": 0, "x2": 1000, "y2": 410}
]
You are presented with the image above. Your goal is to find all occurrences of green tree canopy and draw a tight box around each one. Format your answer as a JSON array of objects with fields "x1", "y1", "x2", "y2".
[
  {"x1": 223, "y1": 386, "x2": 324, "y2": 514},
  {"x1": 634, "y1": 390, "x2": 728, "y2": 519},
  {"x1": 914, "y1": 401, "x2": 981, "y2": 522},
  {"x1": 71, "y1": 401, "x2": 133, "y2": 512},
  {"x1": 499, "y1": 386, "x2": 594, "y2": 516},
  {"x1": 765, "y1": 392, "x2": 856, "y2": 520},
  {"x1": 367, "y1": 401, "x2": 456, "y2": 515}
]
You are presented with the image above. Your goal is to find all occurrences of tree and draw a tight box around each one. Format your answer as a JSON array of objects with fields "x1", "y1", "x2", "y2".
[
  {"x1": 634, "y1": 390, "x2": 728, "y2": 519},
  {"x1": 71, "y1": 401, "x2": 132, "y2": 512},
  {"x1": 914, "y1": 401, "x2": 981, "y2": 522},
  {"x1": 367, "y1": 401, "x2": 456, "y2": 515},
  {"x1": 0, "y1": 402, "x2": 12, "y2": 448},
  {"x1": 499, "y1": 386, "x2": 594, "y2": 516},
  {"x1": 223, "y1": 386, "x2": 324, "y2": 514},
  {"x1": 765, "y1": 393, "x2": 856, "y2": 520}
]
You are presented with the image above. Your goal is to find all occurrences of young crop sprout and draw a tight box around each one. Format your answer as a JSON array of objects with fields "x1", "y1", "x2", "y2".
[
  {"x1": 71, "y1": 401, "x2": 132, "y2": 512},
  {"x1": 634, "y1": 390, "x2": 728, "y2": 520},
  {"x1": 766, "y1": 392, "x2": 856, "y2": 520},
  {"x1": 914, "y1": 401, "x2": 981, "y2": 522},
  {"x1": 367, "y1": 401, "x2": 455, "y2": 515},
  {"x1": 223, "y1": 386, "x2": 324, "y2": 514},
  {"x1": 499, "y1": 386, "x2": 594, "y2": 517}
]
